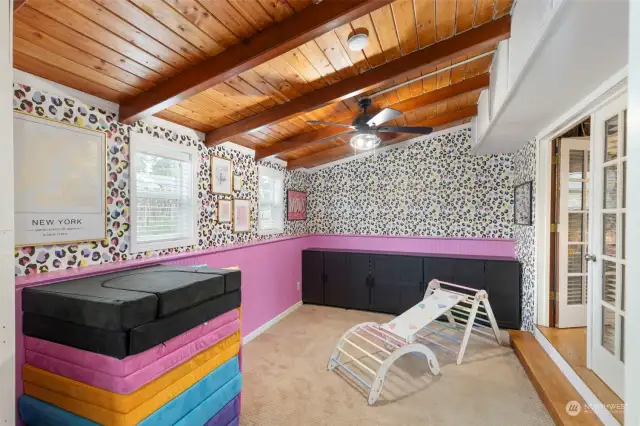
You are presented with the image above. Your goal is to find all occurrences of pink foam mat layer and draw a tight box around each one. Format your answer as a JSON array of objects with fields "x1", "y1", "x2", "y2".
[
  {"x1": 26, "y1": 318, "x2": 240, "y2": 394},
  {"x1": 25, "y1": 309, "x2": 239, "y2": 377}
]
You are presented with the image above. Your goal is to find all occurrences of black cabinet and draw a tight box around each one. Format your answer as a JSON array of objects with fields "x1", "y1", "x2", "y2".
[
  {"x1": 302, "y1": 250, "x2": 323, "y2": 305},
  {"x1": 322, "y1": 252, "x2": 349, "y2": 308},
  {"x1": 302, "y1": 249, "x2": 522, "y2": 329},
  {"x1": 321, "y1": 252, "x2": 371, "y2": 311},
  {"x1": 452, "y1": 259, "x2": 486, "y2": 290},
  {"x1": 370, "y1": 255, "x2": 422, "y2": 315},
  {"x1": 423, "y1": 257, "x2": 453, "y2": 285},
  {"x1": 484, "y1": 260, "x2": 521, "y2": 329}
]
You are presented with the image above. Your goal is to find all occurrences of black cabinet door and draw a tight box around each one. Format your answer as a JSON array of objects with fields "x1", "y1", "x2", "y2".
[
  {"x1": 423, "y1": 258, "x2": 454, "y2": 290},
  {"x1": 323, "y1": 252, "x2": 349, "y2": 308},
  {"x1": 485, "y1": 260, "x2": 521, "y2": 329},
  {"x1": 344, "y1": 253, "x2": 371, "y2": 311},
  {"x1": 322, "y1": 252, "x2": 370, "y2": 310},
  {"x1": 302, "y1": 251, "x2": 324, "y2": 305},
  {"x1": 370, "y1": 255, "x2": 422, "y2": 315},
  {"x1": 452, "y1": 259, "x2": 486, "y2": 290}
]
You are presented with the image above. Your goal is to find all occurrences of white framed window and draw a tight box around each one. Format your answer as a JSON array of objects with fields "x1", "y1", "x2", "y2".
[
  {"x1": 129, "y1": 132, "x2": 198, "y2": 253},
  {"x1": 258, "y1": 165, "x2": 284, "y2": 235}
]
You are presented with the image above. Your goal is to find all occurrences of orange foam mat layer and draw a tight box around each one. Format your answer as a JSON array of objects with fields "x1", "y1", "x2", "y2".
[{"x1": 24, "y1": 339, "x2": 240, "y2": 426}]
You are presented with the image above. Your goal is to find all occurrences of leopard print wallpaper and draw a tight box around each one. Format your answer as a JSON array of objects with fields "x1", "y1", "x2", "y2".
[
  {"x1": 13, "y1": 82, "x2": 310, "y2": 276},
  {"x1": 307, "y1": 128, "x2": 515, "y2": 239},
  {"x1": 513, "y1": 139, "x2": 537, "y2": 331}
]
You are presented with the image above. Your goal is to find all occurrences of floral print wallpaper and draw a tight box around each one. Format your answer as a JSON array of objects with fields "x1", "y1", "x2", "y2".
[
  {"x1": 513, "y1": 139, "x2": 537, "y2": 331},
  {"x1": 307, "y1": 128, "x2": 515, "y2": 239},
  {"x1": 13, "y1": 82, "x2": 309, "y2": 276}
]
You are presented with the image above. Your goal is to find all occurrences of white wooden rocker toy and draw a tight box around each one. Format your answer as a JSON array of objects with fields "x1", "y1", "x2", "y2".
[{"x1": 328, "y1": 279, "x2": 502, "y2": 405}]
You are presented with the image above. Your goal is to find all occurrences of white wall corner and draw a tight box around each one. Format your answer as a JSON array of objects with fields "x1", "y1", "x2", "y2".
[
  {"x1": 625, "y1": 1, "x2": 640, "y2": 423},
  {"x1": 2, "y1": 2, "x2": 15, "y2": 424},
  {"x1": 243, "y1": 301, "x2": 302, "y2": 345}
]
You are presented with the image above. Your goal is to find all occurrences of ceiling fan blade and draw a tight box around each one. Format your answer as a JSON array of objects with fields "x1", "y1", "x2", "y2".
[
  {"x1": 306, "y1": 120, "x2": 354, "y2": 129},
  {"x1": 366, "y1": 108, "x2": 403, "y2": 126},
  {"x1": 312, "y1": 131, "x2": 357, "y2": 145},
  {"x1": 377, "y1": 126, "x2": 433, "y2": 135}
]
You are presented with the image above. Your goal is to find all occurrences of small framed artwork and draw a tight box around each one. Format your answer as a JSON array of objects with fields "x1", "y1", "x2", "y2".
[
  {"x1": 514, "y1": 181, "x2": 533, "y2": 225},
  {"x1": 211, "y1": 156, "x2": 232, "y2": 194},
  {"x1": 233, "y1": 199, "x2": 251, "y2": 233},
  {"x1": 217, "y1": 199, "x2": 232, "y2": 223},
  {"x1": 233, "y1": 174, "x2": 243, "y2": 192},
  {"x1": 287, "y1": 190, "x2": 307, "y2": 221}
]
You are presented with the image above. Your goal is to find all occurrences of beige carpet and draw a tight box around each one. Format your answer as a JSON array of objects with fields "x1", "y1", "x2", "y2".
[{"x1": 240, "y1": 305, "x2": 553, "y2": 426}]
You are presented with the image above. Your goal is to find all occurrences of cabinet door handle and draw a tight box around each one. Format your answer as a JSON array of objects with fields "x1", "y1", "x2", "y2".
[{"x1": 323, "y1": 274, "x2": 327, "y2": 283}]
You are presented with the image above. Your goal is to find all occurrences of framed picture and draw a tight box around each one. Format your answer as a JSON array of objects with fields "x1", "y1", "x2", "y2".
[
  {"x1": 217, "y1": 199, "x2": 232, "y2": 223},
  {"x1": 233, "y1": 199, "x2": 251, "y2": 233},
  {"x1": 233, "y1": 174, "x2": 243, "y2": 191},
  {"x1": 211, "y1": 156, "x2": 232, "y2": 194},
  {"x1": 13, "y1": 111, "x2": 107, "y2": 246},
  {"x1": 514, "y1": 181, "x2": 533, "y2": 225},
  {"x1": 287, "y1": 190, "x2": 307, "y2": 221}
]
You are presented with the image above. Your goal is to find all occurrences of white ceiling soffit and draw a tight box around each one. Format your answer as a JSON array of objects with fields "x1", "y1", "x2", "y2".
[{"x1": 475, "y1": 0, "x2": 629, "y2": 155}]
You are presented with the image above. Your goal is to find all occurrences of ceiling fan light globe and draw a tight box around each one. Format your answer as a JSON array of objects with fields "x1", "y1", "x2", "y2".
[{"x1": 350, "y1": 132, "x2": 381, "y2": 150}]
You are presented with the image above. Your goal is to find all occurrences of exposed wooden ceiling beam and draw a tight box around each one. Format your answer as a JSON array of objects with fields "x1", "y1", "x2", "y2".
[
  {"x1": 118, "y1": 0, "x2": 394, "y2": 124},
  {"x1": 14, "y1": 0, "x2": 28, "y2": 12},
  {"x1": 287, "y1": 106, "x2": 478, "y2": 169},
  {"x1": 205, "y1": 16, "x2": 510, "y2": 146},
  {"x1": 255, "y1": 73, "x2": 489, "y2": 160}
]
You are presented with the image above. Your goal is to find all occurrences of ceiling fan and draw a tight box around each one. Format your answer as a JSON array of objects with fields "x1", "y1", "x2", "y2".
[{"x1": 307, "y1": 98, "x2": 433, "y2": 150}]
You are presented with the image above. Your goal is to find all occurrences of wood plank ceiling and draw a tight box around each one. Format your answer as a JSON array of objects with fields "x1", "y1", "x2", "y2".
[{"x1": 13, "y1": 0, "x2": 513, "y2": 169}]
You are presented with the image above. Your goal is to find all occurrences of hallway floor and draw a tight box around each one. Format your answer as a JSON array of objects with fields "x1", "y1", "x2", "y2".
[
  {"x1": 240, "y1": 305, "x2": 553, "y2": 426},
  {"x1": 537, "y1": 326, "x2": 624, "y2": 424}
]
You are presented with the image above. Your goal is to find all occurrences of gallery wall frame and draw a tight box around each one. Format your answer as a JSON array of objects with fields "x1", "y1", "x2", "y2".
[
  {"x1": 211, "y1": 155, "x2": 232, "y2": 195},
  {"x1": 218, "y1": 199, "x2": 232, "y2": 223},
  {"x1": 233, "y1": 199, "x2": 251, "y2": 233},
  {"x1": 514, "y1": 180, "x2": 533, "y2": 226}
]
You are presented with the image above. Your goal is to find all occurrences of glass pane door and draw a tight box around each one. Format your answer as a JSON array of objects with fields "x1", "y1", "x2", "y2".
[
  {"x1": 558, "y1": 138, "x2": 590, "y2": 327},
  {"x1": 590, "y1": 93, "x2": 626, "y2": 399}
]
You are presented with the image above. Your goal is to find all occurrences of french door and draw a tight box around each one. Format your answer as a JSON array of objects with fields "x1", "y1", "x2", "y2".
[
  {"x1": 589, "y1": 93, "x2": 626, "y2": 399},
  {"x1": 558, "y1": 138, "x2": 590, "y2": 328}
]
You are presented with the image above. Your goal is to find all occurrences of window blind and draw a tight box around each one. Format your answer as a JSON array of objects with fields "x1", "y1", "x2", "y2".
[
  {"x1": 134, "y1": 152, "x2": 193, "y2": 243},
  {"x1": 129, "y1": 131, "x2": 197, "y2": 252},
  {"x1": 258, "y1": 166, "x2": 284, "y2": 234}
]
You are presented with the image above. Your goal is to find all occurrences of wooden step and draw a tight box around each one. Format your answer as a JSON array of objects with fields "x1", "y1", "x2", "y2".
[{"x1": 509, "y1": 330, "x2": 603, "y2": 426}]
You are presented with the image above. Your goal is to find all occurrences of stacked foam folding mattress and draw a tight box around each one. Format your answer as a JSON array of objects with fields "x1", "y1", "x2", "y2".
[{"x1": 18, "y1": 265, "x2": 243, "y2": 426}]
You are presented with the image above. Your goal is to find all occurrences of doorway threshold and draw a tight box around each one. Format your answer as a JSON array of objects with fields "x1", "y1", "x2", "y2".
[{"x1": 535, "y1": 326, "x2": 623, "y2": 425}]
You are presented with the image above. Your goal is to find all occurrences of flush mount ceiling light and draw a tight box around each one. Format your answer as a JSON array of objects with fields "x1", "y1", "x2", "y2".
[
  {"x1": 350, "y1": 131, "x2": 381, "y2": 151},
  {"x1": 347, "y1": 33, "x2": 369, "y2": 51}
]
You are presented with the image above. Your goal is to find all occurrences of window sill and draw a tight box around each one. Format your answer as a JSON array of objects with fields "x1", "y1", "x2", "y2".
[{"x1": 257, "y1": 229, "x2": 284, "y2": 236}]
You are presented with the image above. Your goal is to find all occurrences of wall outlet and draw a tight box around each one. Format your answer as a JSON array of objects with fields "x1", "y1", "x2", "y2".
[{"x1": 296, "y1": 281, "x2": 301, "y2": 291}]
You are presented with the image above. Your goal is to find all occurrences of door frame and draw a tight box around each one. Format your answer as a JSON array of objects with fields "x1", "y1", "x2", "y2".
[
  {"x1": 557, "y1": 137, "x2": 590, "y2": 328},
  {"x1": 535, "y1": 68, "x2": 628, "y2": 332}
]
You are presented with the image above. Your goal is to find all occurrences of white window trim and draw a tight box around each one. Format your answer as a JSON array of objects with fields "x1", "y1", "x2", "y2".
[
  {"x1": 129, "y1": 132, "x2": 198, "y2": 253},
  {"x1": 257, "y1": 165, "x2": 284, "y2": 236}
]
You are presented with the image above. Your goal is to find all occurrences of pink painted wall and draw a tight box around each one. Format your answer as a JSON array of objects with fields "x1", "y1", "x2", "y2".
[
  {"x1": 308, "y1": 234, "x2": 516, "y2": 258},
  {"x1": 14, "y1": 235, "x2": 309, "y2": 416},
  {"x1": 13, "y1": 233, "x2": 515, "y2": 420}
]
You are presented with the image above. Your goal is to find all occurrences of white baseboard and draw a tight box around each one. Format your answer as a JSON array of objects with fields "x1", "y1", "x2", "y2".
[
  {"x1": 242, "y1": 301, "x2": 303, "y2": 345},
  {"x1": 533, "y1": 328, "x2": 621, "y2": 426}
]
